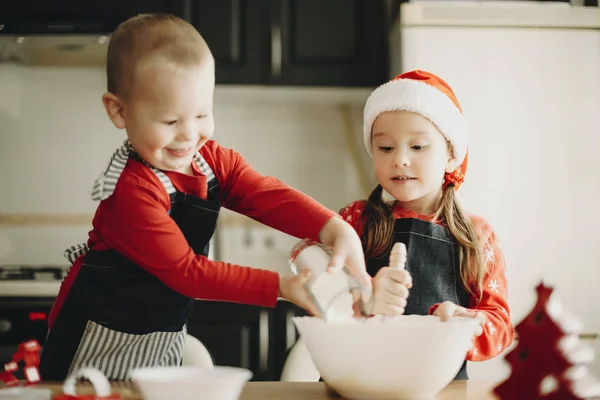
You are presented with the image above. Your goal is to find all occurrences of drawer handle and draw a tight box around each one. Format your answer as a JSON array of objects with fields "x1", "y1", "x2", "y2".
[
  {"x1": 271, "y1": 25, "x2": 282, "y2": 78},
  {"x1": 259, "y1": 310, "x2": 269, "y2": 372}
]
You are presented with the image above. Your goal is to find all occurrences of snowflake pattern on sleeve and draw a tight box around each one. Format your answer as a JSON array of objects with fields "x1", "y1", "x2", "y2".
[
  {"x1": 338, "y1": 201, "x2": 366, "y2": 234},
  {"x1": 466, "y1": 219, "x2": 514, "y2": 361}
]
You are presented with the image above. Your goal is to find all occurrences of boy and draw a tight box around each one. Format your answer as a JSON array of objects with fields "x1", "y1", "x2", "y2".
[{"x1": 39, "y1": 14, "x2": 370, "y2": 381}]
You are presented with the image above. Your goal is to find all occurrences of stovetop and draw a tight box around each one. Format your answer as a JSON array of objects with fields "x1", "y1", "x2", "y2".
[
  {"x1": 0, "y1": 265, "x2": 67, "y2": 297},
  {"x1": 0, "y1": 265, "x2": 67, "y2": 281}
]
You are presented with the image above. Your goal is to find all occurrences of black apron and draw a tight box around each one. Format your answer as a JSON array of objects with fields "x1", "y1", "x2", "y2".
[
  {"x1": 366, "y1": 218, "x2": 470, "y2": 380},
  {"x1": 39, "y1": 158, "x2": 220, "y2": 381}
]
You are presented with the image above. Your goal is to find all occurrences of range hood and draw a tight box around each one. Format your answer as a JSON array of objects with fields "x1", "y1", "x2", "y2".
[
  {"x1": 0, "y1": 0, "x2": 185, "y2": 66},
  {"x1": 0, "y1": 34, "x2": 110, "y2": 66},
  {"x1": 0, "y1": 12, "x2": 115, "y2": 67}
]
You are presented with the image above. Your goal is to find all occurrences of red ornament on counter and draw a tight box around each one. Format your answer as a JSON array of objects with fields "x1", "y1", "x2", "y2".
[
  {"x1": 493, "y1": 282, "x2": 600, "y2": 400},
  {"x1": 0, "y1": 339, "x2": 42, "y2": 387}
]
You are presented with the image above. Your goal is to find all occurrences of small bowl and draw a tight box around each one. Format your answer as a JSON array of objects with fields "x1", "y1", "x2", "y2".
[
  {"x1": 293, "y1": 315, "x2": 481, "y2": 400},
  {"x1": 130, "y1": 366, "x2": 252, "y2": 400}
]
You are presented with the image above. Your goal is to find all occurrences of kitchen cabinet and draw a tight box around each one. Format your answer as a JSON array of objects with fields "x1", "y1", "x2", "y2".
[
  {"x1": 268, "y1": 0, "x2": 388, "y2": 86},
  {"x1": 190, "y1": 0, "x2": 267, "y2": 85},
  {"x1": 187, "y1": 301, "x2": 273, "y2": 381},
  {"x1": 186, "y1": 299, "x2": 307, "y2": 381},
  {"x1": 1, "y1": 0, "x2": 389, "y2": 86},
  {"x1": 271, "y1": 300, "x2": 309, "y2": 380},
  {"x1": 191, "y1": 0, "x2": 389, "y2": 86}
]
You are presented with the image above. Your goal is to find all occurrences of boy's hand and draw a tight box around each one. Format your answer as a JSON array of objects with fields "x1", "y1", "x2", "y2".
[
  {"x1": 369, "y1": 266, "x2": 412, "y2": 316},
  {"x1": 278, "y1": 269, "x2": 321, "y2": 317},
  {"x1": 433, "y1": 301, "x2": 486, "y2": 336},
  {"x1": 318, "y1": 216, "x2": 372, "y2": 295}
]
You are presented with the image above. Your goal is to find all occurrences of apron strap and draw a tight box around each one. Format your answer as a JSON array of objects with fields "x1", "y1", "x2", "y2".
[
  {"x1": 192, "y1": 153, "x2": 219, "y2": 198},
  {"x1": 64, "y1": 243, "x2": 91, "y2": 264},
  {"x1": 149, "y1": 168, "x2": 177, "y2": 196},
  {"x1": 91, "y1": 143, "x2": 130, "y2": 201},
  {"x1": 92, "y1": 141, "x2": 177, "y2": 199},
  {"x1": 64, "y1": 143, "x2": 219, "y2": 264}
]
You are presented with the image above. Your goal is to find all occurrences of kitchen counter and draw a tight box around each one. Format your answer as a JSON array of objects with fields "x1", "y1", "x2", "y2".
[{"x1": 34, "y1": 380, "x2": 500, "y2": 399}]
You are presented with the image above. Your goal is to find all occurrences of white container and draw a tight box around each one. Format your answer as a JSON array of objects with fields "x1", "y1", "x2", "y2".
[
  {"x1": 293, "y1": 315, "x2": 481, "y2": 400},
  {"x1": 130, "y1": 366, "x2": 252, "y2": 400},
  {"x1": 289, "y1": 239, "x2": 365, "y2": 322}
]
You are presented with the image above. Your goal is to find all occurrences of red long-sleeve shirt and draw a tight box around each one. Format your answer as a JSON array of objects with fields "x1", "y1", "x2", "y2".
[
  {"x1": 339, "y1": 200, "x2": 514, "y2": 362},
  {"x1": 49, "y1": 140, "x2": 336, "y2": 328}
]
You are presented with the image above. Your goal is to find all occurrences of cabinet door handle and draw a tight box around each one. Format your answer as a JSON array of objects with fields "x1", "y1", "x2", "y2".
[
  {"x1": 271, "y1": 24, "x2": 282, "y2": 78},
  {"x1": 259, "y1": 309, "x2": 269, "y2": 372}
]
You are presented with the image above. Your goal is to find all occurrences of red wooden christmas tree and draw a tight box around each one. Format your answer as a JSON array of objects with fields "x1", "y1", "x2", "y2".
[{"x1": 494, "y1": 282, "x2": 600, "y2": 399}]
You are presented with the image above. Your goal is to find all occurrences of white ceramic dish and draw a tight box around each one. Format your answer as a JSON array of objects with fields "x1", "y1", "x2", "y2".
[
  {"x1": 293, "y1": 314, "x2": 481, "y2": 400},
  {"x1": 130, "y1": 366, "x2": 252, "y2": 400}
]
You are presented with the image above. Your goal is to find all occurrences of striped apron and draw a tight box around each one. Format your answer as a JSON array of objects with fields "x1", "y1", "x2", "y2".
[{"x1": 39, "y1": 143, "x2": 220, "y2": 381}]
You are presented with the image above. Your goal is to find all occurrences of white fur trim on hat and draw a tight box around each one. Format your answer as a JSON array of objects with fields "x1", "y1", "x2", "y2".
[{"x1": 363, "y1": 79, "x2": 469, "y2": 169}]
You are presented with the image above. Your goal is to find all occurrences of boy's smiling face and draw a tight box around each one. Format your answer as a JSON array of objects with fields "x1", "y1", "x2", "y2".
[{"x1": 103, "y1": 60, "x2": 215, "y2": 174}]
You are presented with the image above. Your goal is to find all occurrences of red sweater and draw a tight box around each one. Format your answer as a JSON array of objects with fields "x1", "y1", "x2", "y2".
[
  {"x1": 49, "y1": 140, "x2": 336, "y2": 328},
  {"x1": 339, "y1": 201, "x2": 514, "y2": 362}
]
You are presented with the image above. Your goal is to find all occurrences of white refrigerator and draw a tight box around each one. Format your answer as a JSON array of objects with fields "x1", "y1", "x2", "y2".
[{"x1": 391, "y1": 0, "x2": 600, "y2": 380}]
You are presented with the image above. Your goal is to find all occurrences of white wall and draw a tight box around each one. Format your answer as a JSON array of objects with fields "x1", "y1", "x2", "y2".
[{"x1": 0, "y1": 64, "x2": 367, "y2": 271}]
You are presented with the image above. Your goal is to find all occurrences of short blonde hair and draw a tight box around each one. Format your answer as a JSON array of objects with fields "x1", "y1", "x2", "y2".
[{"x1": 106, "y1": 13, "x2": 212, "y2": 97}]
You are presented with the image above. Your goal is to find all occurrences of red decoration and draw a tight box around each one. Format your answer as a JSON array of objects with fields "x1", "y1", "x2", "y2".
[
  {"x1": 494, "y1": 282, "x2": 599, "y2": 399},
  {"x1": 4, "y1": 362, "x2": 18, "y2": 372},
  {"x1": 0, "y1": 340, "x2": 42, "y2": 387},
  {"x1": 0, "y1": 371, "x2": 18, "y2": 387}
]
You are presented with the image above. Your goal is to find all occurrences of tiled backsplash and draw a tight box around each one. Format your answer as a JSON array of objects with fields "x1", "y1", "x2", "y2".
[{"x1": 0, "y1": 64, "x2": 371, "y2": 269}]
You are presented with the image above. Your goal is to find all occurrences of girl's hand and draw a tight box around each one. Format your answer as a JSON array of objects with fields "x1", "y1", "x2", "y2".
[
  {"x1": 433, "y1": 301, "x2": 486, "y2": 336},
  {"x1": 369, "y1": 266, "x2": 412, "y2": 316},
  {"x1": 318, "y1": 216, "x2": 372, "y2": 296}
]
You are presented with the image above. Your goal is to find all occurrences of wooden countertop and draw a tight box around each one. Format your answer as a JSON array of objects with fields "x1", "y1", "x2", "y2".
[{"x1": 34, "y1": 380, "x2": 500, "y2": 399}]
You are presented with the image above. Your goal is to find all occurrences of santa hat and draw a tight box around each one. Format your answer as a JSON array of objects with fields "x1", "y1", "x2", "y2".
[{"x1": 363, "y1": 70, "x2": 469, "y2": 190}]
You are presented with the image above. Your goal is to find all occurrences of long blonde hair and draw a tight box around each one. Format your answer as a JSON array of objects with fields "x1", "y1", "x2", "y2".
[{"x1": 361, "y1": 184, "x2": 486, "y2": 299}]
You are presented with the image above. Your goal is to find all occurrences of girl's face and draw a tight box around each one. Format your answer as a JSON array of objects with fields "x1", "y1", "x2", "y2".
[{"x1": 371, "y1": 111, "x2": 456, "y2": 214}]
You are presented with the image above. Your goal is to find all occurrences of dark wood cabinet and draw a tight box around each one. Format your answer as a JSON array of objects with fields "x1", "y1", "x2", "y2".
[
  {"x1": 187, "y1": 301, "x2": 274, "y2": 381},
  {"x1": 190, "y1": 0, "x2": 268, "y2": 85},
  {"x1": 270, "y1": 300, "x2": 309, "y2": 380},
  {"x1": 268, "y1": 0, "x2": 388, "y2": 86},
  {"x1": 1, "y1": 0, "x2": 389, "y2": 86},
  {"x1": 186, "y1": 299, "x2": 308, "y2": 381},
  {"x1": 191, "y1": 0, "x2": 388, "y2": 86}
]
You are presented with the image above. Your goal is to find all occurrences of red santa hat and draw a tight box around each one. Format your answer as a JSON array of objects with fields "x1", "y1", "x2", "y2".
[{"x1": 363, "y1": 70, "x2": 469, "y2": 190}]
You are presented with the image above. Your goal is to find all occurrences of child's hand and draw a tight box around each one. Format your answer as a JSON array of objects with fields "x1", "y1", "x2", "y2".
[
  {"x1": 278, "y1": 269, "x2": 322, "y2": 317},
  {"x1": 433, "y1": 301, "x2": 486, "y2": 336},
  {"x1": 369, "y1": 266, "x2": 412, "y2": 316},
  {"x1": 318, "y1": 216, "x2": 372, "y2": 294}
]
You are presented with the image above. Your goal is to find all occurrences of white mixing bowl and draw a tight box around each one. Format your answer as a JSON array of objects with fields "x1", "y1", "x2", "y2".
[
  {"x1": 293, "y1": 315, "x2": 481, "y2": 400},
  {"x1": 130, "y1": 366, "x2": 252, "y2": 400}
]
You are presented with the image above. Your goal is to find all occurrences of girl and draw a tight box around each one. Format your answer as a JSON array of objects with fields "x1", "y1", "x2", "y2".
[{"x1": 340, "y1": 70, "x2": 514, "y2": 379}]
